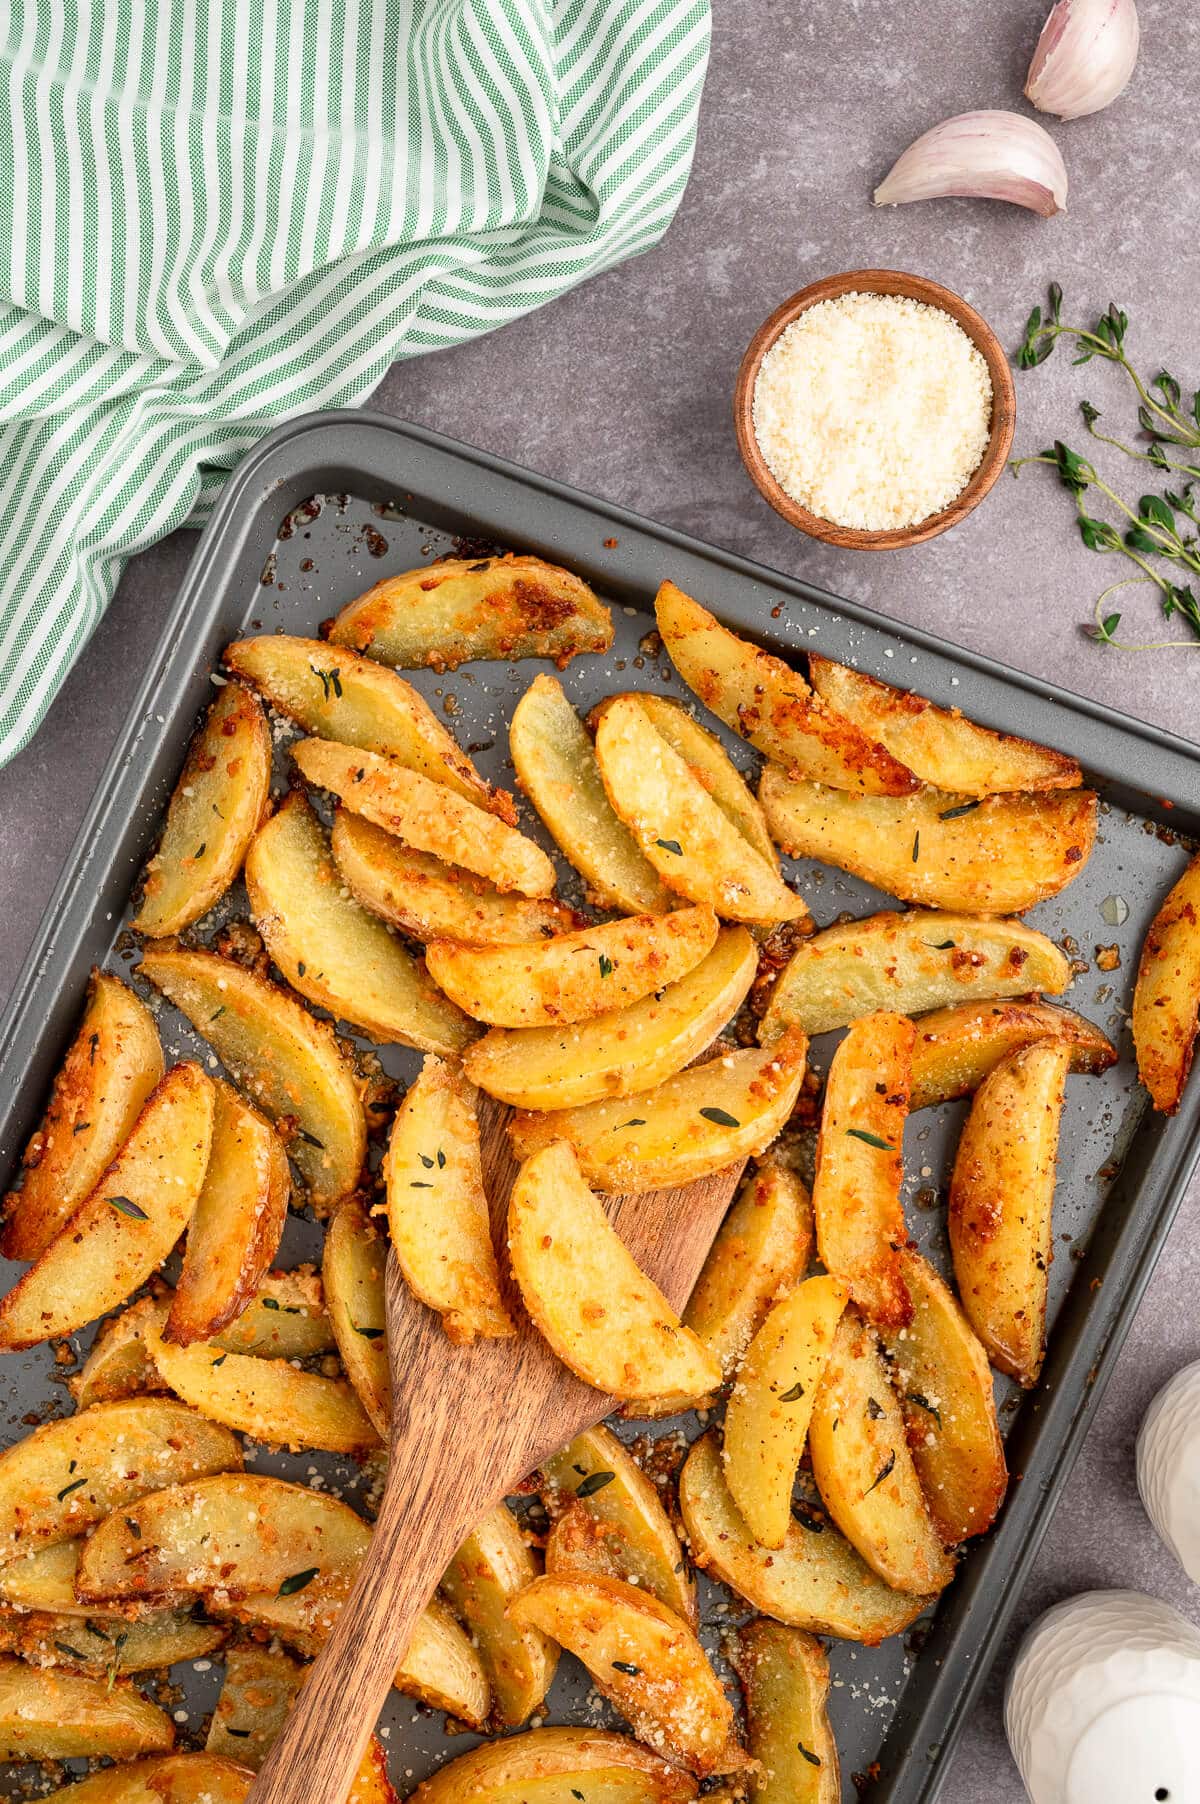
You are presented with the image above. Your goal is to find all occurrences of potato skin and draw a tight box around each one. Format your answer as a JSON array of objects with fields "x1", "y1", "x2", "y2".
[{"x1": 1132, "y1": 851, "x2": 1200, "y2": 1112}]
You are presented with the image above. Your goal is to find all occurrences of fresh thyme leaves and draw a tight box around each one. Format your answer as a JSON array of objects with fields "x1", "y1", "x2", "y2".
[
  {"x1": 57, "y1": 1476, "x2": 87, "y2": 1501},
  {"x1": 436, "y1": 1148, "x2": 446, "y2": 1167},
  {"x1": 355, "y1": 1325, "x2": 384, "y2": 1339},
  {"x1": 911, "y1": 830, "x2": 920, "y2": 863},
  {"x1": 55, "y1": 1640, "x2": 86, "y2": 1662},
  {"x1": 864, "y1": 1451, "x2": 896, "y2": 1496},
  {"x1": 778, "y1": 1381, "x2": 805, "y2": 1402},
  {"x1": 614, "y1": 1118, "x2": 645, "y2": 1131},
  {"x1": 575, "y1": 1470, "x2": 615, "y2": 1498},
  {"x1": 938, "y1": 800, "x2": 980, "y2": 821},
  {"x1": 227, "y1": 1728, "x2": 252, "y2": 1738},
  {"x1": 106, "y1": 1195, "x2": 148, "y2": 1220},
  {"x1": 700, "y1": 1106, "x2": 739, "y2": 1127},
  {"x1": 655, "y1": 837, "x2": 683, "y2": 855},
  {"x1": 297, "y1": 1129, "x2": 326, "y2": 1149},
  {"x1": 907, "y1": 1390, "x2": 942, "y2": 1428},
  {"x1": 261, "y1": 1298, "x2": 281, "y2": 1311},
  {"x1": 846, "y1": 1128, "x2": 894, "y2": 1151},
  {"x1": 410, "y1": 1180, "x2": 432, "y2": 1188},
  {"x1": 419, "y1": 1153, "x2": 435, "y2": 1168},
  {"x1": 278, "y1": 1566, "x2": 319, "y2": 1596},
  {"x1": 926, "y1": 939, "x2": 956, "y2": 950},
  {"x1": 598, "y1": 954, "x2": 614, "y2": 979},
  {"x1": 212, "y1": 1354, "x2": 228, "y2": 1366},
  {"x1": 797, "y1": 1743, "x2": 822, "y2": 1767},
  {"x1": 611, "y1": 1660, "x2": 640, "y2": 1676},
  {"x1": 125, "y1": 1517, "x2": 142, "y2": 1539},
  {"x1": 314, "y1": 666, "x2": 344, "y2": 701}
]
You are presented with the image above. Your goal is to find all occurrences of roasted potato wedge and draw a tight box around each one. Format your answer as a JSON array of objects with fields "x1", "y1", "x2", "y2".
[
  {"x1": 395, "y1": 1596, "x2": 491, "y2": 1725},
  {"x1": 0, "y1": 1063, "x2": 215, "y2": 1349},
  {"x1": 427, "y1": 905, "x2": 719, "y2": 1030},
  {"x1": 594, "y1": 695, "x2": 810, "y2": 925},
  {"x1": 910, "y1": 998, "x2": 1116, "y2": 1111},
  {"x1": 510, "y1": 673, "x2": 674, "y2": 913},
  {"x1": 2, "y1": 971, "x2": 163, "y2": 1263},
  {"x1": 0, "y1": 1655, "x2": 174, "y2": 1761},
  {"x1": 723, "y1": 1276, "x2": 848, "y2": 1549},
  {"x1": 411, "y1": 1725, "x2": 698, "y2": 1804},
  {"x1": 731, "y1": 1619, "x2": 840, "y2": 1804},
  {"x1": 71, "y1": 1295, "x2": 170, "y2": 1409},
  {"x1": 323, "y1": 1199, "x2": 390, "y2": 1438},
  {"x1": 0, "y1": 1540, "x2": 90, "y2": 1615},
  {"x1": 808, "y1": 1310, "x2": 955, "y2": 1595},
  {"x1": 759, "y1": 767, "x2": 1097, "y2": 915},
  {"x1": 463, "y1": 928, "x2": 757, "y2": 1112},
  {"x1": 384, "y1": 1055, "x2": 512, "y2": 1343},
  {"x1": 132, "y1": 679, "x2": 271, "y2": 937},
  {"x1": 138, "y1": 944, "x2": 366, "y2": 1212},
  {"x1": 0, "y1": 1606, "x2": 226, "y2": 1675},
  {"x1": 292, "y1": 738, "x2": 555, "y2": 898},
  {"x1": 509, "y1": 1030, "x2": 808, "y2": 1193},
  {"x1": 948, "y1": 1040, "x2": 1070, "y2": 1386},
  {"x1": 807, "y1": 656, "x2": 1082, "y2": 795},
  {"x1": 166, "y1": 1080, "x2": 290, "y2": 1347},
  {"x1": 442, "y1": 1503, "x2": 558, "y2": 1727},
  {"x1": 656, "y1": 581, "x2": 916, "y2": 795},
  {"x1": 812, "y1": 1011, "x2": 914, "y2": 1328},
  {"x1": 246, "y1": 792, "x2": 473, "y2": 1053},
  {"x1": 1133, "y1": 852, "x2": 1200, "y2": 1112},
  {"x1": 881, "y1": 1249, "x2": 1007, "y2": 1544},
  {"x1": 507, "y1": 1574, "x2": 747, "y2": 1777},
  {"x1": 224, "y1": 633, "x2": 512, "y2": 819},
  {"x1": 617, "y1": 692, "x2": 778, "y2": 866},
  {"x1": 758, "y1": 910, "x2": 1071, "y2": 1041},
  {"x1": 206, "y1": 1643, "x2": 302, "y2": 1767},
  {"x1": 329, "y1": 553, "x2": 613, "y2": 672},
  {"x1": 40, "y1": 1756, "x2": 255, "y2": 1804}
]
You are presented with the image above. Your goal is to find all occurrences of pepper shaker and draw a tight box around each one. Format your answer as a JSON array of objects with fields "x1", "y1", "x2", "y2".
[{"x1": 1137, "y1": 1360, "x2": 1200, "y2": 1585}]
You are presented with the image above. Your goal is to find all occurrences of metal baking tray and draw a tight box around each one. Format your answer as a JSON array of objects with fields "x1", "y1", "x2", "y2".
[{"x1": 1, "y1": 411, "x2": 1199, "y2": 1804}]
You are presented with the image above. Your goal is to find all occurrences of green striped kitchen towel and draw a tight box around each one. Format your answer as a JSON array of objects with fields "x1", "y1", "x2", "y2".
[{"x1": 0, "y1": 0, "x2": 709, "y2": 763}]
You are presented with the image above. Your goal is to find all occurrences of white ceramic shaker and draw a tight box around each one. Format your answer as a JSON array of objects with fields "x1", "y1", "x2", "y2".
[
  {"x1": 1004, "y1": 1589, "x2": 1200, "y2": 1803},
  {"x1": 1137, "y1": 1359, "x2": 1200, "y2": 1585}
]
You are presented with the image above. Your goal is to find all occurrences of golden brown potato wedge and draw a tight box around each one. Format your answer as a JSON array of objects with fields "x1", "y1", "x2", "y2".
[
  {"x1": 165, "y1": 1080, "x2": 290, "y2": 1347},
  {"x1": 616, "y1": 692, "x2": 779, "y2": 866},
  {"x1": 723, "y1": 1276, "x2": 848, "y2": 1549},
  {"x1": 811, "y1": 1011, "x2": 914, "y2": 1328},
  {"x1": 594, "y1": 695, "x2": 810, "y2": 926},
  {"x1": 441, "y1": 1503, "x2": 558, "y2": 1727},
  {"x1": 40, "y1": 1756, "x2": 256, "y2": 1804},
  {"x1": 910, "y1": 999, "x2": 1116, "y2": 1111},
  {"x1": 509, "y1": 1030, "x2": 808, "y2": 1194},
  {"x1": 323, "y1": 1199, "x2": 390, "y2": 1439},
  {"x1": 384, "y1": 1055, "x2": 512, "y2": 1344},
  {"x1": 411, "y1": 1726, "x2": 698, "y2": 1804},
  {"x1": 808, "y1": 1310, "x2": 955, "y2": 1595},
  {"x1": 731, "y1": 1619, "x2": 840, "y2": 1804},
  {"x1": 246, "y1": 791, "x2": 473, "y2": 1053},
  {"x1": 1133, "y1": 852, "x2": 1200, "y2": 1112},
  {"x1": 880, "y1": 1249, "x2": 1007, "y2": 1544},
  {"x1": 350, "y1": 1740, "x2": 401, "y2": 1804},
  {"x1": 292, "y1": 738, "x2": 555, "y2": 898},
  {"x1": 394, "y1": 1597, "x2": 491, "y2": 1725},
  {"x1": 948, "y1": 1040, "x2": 1069, "y2": 1386},
  {"x1": 510, "y1": 673, "x2": 674, "y2": 914},
  {"x1": 0, "y1": 1062, "x2": 215, "y2": 1349},
  {"x1": 0, "y1": 1656, "x2": 174, "y2": 1761},
  {"x1": 507, "y1": 1574, "x2": 747, "y2": 1777},
  {"x1": 206, "y1": 1642, "x2": 302, "y2": 1766},
  {"x1": 132, "y1": 680, "x2": 271, "y2": 937},
  {"x1": 329, "y1": 553, "x2": 613, "y2": 672},
  {"x1": 0, "y1": 1540, "x2": 90, "y2": 1615},
  {"x1": 758, "y1": 910, "x2": 1072, "y2": 1041},
  {"x1": 71, "y1": 1295, "x2": 170, "y2": 1409},
  {"x1": 2, "y1": 971, "x2": 164, "y2": 1263},
  {"x1": 0, "y1": 1607, "x2": 226, "y2": 1676},
  {"x1": 758, "y1": 767, "x2": 1097, "y2": 915},
  {"x1": 463, "y1": 928, "x2": 757, "y2": 1112},
  {"x1": 656, "y1": 581, "x2": 916, "y2": 795},
  {"x1": 807, "y1": 656, "x2": 1082, "y2": 795},
  {"x1": 138, "y1": 944, "x2": 366, "y2": 1212},
  {"x1": 426, "y1": 905, "x2": 719, "y2": 1030}
]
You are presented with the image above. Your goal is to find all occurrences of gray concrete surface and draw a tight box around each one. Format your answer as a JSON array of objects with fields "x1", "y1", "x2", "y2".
[{"x1": 1, "y1": 1, "x2": 1197, "y2": 1797}]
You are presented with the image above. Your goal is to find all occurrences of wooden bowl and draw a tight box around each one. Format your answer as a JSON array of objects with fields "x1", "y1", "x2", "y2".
[{"x1": 733, "y1": 269, "x2": 1016, "y2": 551}]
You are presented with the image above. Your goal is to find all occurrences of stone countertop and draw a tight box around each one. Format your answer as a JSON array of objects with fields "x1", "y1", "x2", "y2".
[{"x1": 0, "y1": 0, "x2": 1196, "y2": 1797}]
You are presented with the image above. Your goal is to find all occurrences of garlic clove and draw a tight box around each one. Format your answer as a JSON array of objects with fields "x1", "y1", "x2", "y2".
[
  {"x1": 1026, "y1": 0, "x2": 1140, "y2": 121},
  {"x1": 873, "y1": 111, "x2": 1068, "y2": 218}
]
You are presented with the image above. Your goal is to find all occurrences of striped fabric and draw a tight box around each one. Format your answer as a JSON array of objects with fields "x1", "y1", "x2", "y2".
[{"x1": 0, "y1": 0, "x2": 709, "y2": 763}]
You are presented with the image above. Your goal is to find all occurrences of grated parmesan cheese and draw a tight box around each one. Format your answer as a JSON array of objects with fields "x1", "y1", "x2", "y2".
[{"x1": 751, "y1": 291, "x2": 993, "y2": 531}]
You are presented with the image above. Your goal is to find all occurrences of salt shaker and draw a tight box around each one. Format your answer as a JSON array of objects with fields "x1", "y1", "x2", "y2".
[
  {"x1": 1004, "y1": 1590, "x2": 1200, "y2": 1804},
  {"x1": 1137, "y1": 1360, "x2": 1200, "y2": 1585}
]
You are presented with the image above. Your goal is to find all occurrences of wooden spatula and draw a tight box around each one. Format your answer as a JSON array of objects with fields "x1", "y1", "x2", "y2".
[{"x1": 249, "y1": 1098, "x2": 745, "y2": 1804}]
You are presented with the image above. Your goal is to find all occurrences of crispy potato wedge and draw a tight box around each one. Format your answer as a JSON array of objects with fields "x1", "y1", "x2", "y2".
[
  {"x1": 464, "y1": 928, "x2": 757, "y2": 1112},
  {"x1": 723, "y1": 1276, "x2": 848, "y2": 1549},
  {"x1": 1133, "y1": 852, "x2": 1200, "y2": 1112},
  {"x1": 138, "y1": 944, "x2": 366, "y2": 1212},
  {"x1": 881, "y1": 1249, "x2": 1007, "y2": 1544},
  {"x1": 224, "y1": 634, "x2": 512, "y2": 820},
  {"x1": 165, "y1": 1080, "x2": 290, "y2": 1347},
  {"x1": 41, "y1": 1757, "x2": 255, "y2": 1804},
  {"x1": 594, "y1": 695, "x2": 810, "y2": 926},
  {"x1": 508, "y1": 1574, "x2": 747, "y2": 1777},
  {"x1": 510, "y1": 1030, "x2": 808, "y2": 1193},
  {"x1": 71, "y1": 1296, "x2": 170, "y2": 1409},
  {"x1": 384, "y1": 1055, "x2": 513, "y2": 1343},
  {"x1": 323, "y1": 1199, "x2": 390, "y2": 1438},
  {"x1": 0, "y1": 1063, "x2": 215, "y2": 1350},
  {"x1": 732, "y1": 1619, "x2": 840, "y2": 1804},
  {"x1": 292, "y1": 738, "x2": 555, "y2": 898},
  {"x1": 247, "y1": 793, "x2": 473, "y2": 1053},
  {"x1": 395, "y1": 1596, "x2": 491, "y2": 1725},
  {"x1": 808, "y1": 1310, "x2": 955, "y2": 1595},
  {"x1": 0, "y1": 1655, "x2": 174, "y2": 1761},
  {"x1": 510, "y1": 673, "x2": 674, "y2": 914},
  {"x1": 329, "y1": 553, "x2": 613, "y2": 672},
  {"x1": 0, "y1": 1606, "x2": 226, "y2": 1675},
  {"x1": 206, "y1": 1643, "x2": 302, "y2": 1767},
  {"x1": 2, "y1": 971, "x2": 164, "y2": 1263},
  {"x1": 948, "y1": 1040, "x2": 1069, "y2": 1386},
  {"x1": 759, "y1": 767, "x2": 1097, "y2": 915},
  {"x1": 807, "y1": 656, "x2": 1082, "y2": 795},
  {"x1": 508, "y1": 1141, "x2": 721, "y2": 1401},
  {"x1": 758, "y1": 910, "x2": 1072, "y2": 1041},
  {"x1": 442, "y1": 1503, "x2": 558, "y2": 1727},
  {"x1": 411, "y1": 1726, "x2": 698, "y2": 1804},
  {"x1": 656, "y1": 582, "x2": 916, "y2": 795},
  {"x1": 541, "y1": 1426, "x2": 696, "y2": 1625},
  {"x1": 349, "y1": 1739, "x2": 401, "y2": 1804},
  {"x1": 427, "y1": 905, "x2": 719, "y2": 1030},
  {"x1": 812, "y1": 1011, "x2": 914, "y2": 1328},
  {"x1": 617, "y1": 692, "x2": 779, "y2": 866},
  {"x1": 910, "y1": 998, "x2": 1116, "y2": 1111},
  {"x1": 0, "y1": 1540, "x2": 91, "y2": 1615},
  {"x1": 132, "y1": 680, "x2": 272, "y2": 937},
  {"x1": 333, "y1": 810, "x2": 577, "y2": 946}
]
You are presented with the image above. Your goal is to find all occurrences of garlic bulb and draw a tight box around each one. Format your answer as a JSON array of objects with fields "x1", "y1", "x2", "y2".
[
  {"x1": 873, "y1": 112, "x2": 1068, "y2": 217},
  {"x1": 1027, "y1": 0, "x2": 1140, "y2": 120}
]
